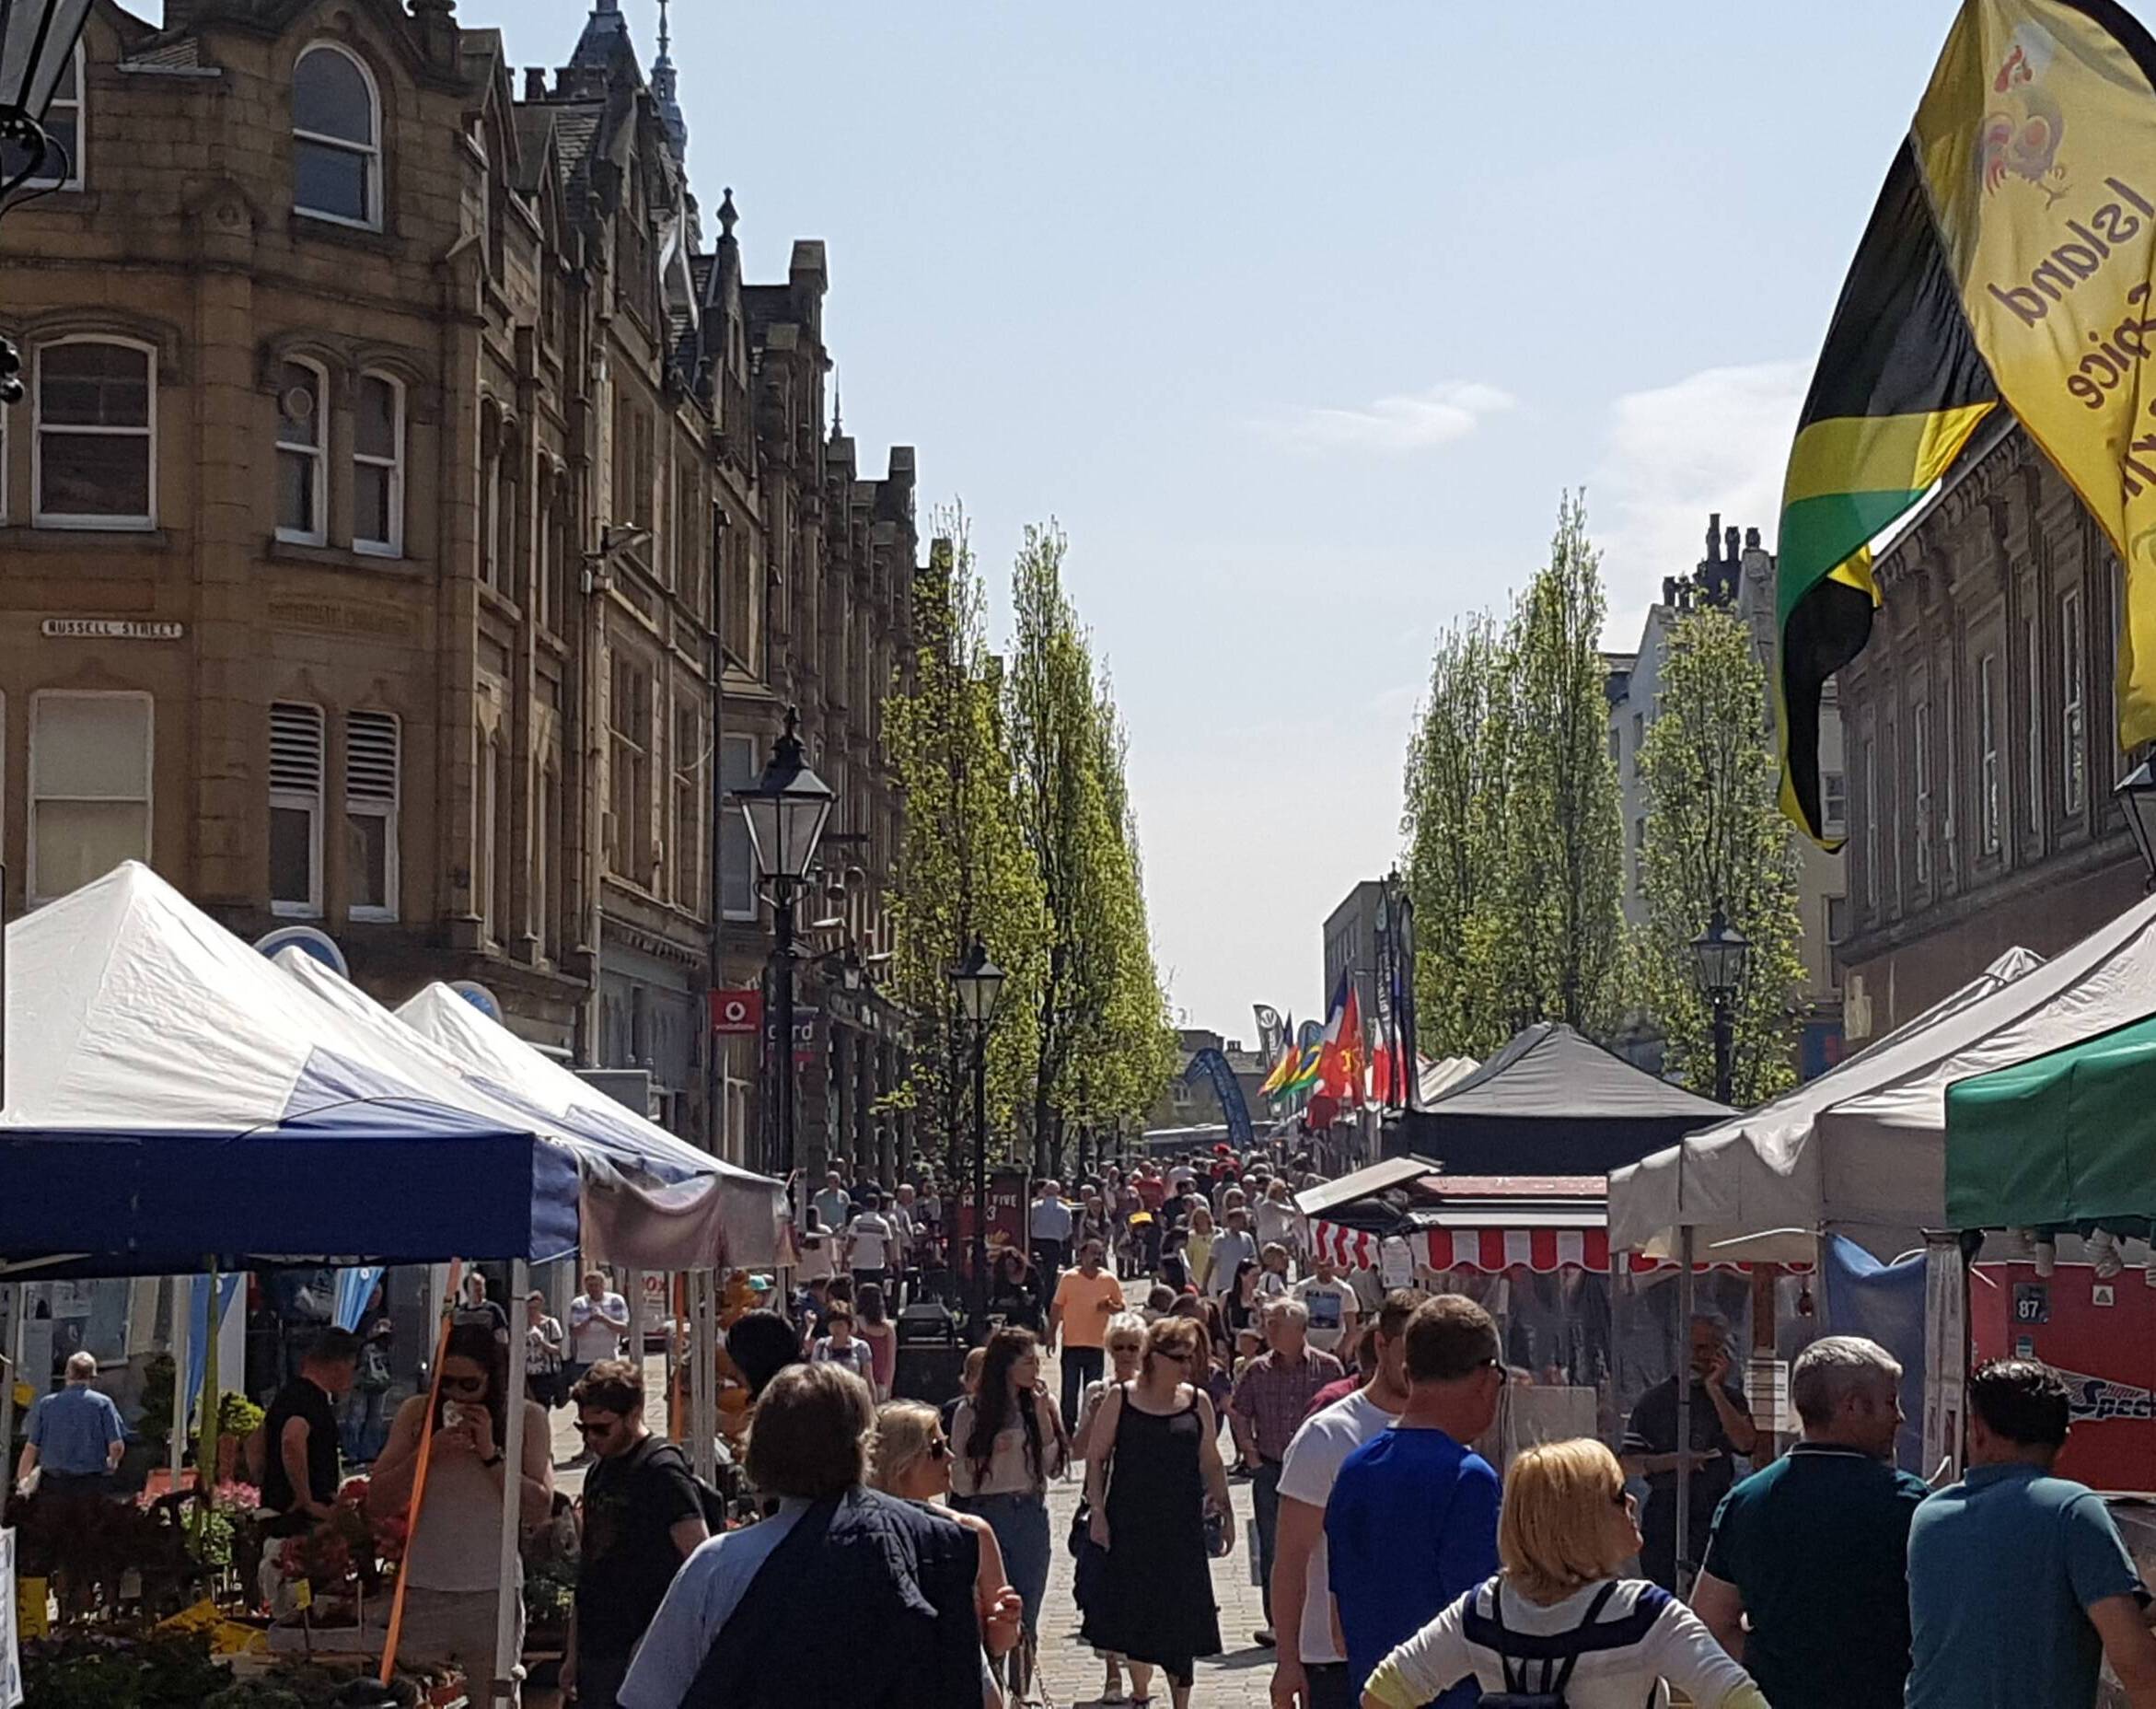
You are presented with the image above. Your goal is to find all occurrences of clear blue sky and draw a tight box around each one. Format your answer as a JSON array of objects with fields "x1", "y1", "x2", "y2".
[{"x1": 321, "y1": 2, "x2": 1980, "y2": 1041}]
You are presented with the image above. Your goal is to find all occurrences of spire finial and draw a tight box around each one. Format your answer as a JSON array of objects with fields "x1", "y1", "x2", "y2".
[
  {"x1": 656, "y1": 0, "x2": 672, "y2": 60},
  {"x1": 831, "y1": 377, "x2": 843, "y2": 441},
  {"x1": 718, "y1": 188, "x2": 738, "y2": 238}
]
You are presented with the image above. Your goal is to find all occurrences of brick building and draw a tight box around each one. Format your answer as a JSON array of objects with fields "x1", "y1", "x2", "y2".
[
  {"x1": 0, "y1": 0, "x2": 919, "y2": 1161},
  {"x1": 1837, "y1": 421, "x2": 2141, "y2": 1041}
]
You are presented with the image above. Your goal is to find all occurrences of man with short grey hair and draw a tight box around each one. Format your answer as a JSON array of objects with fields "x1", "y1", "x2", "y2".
[
  {"x1": 1230, "y1": 1293, "x2": 1342, "y2": 1646},
  {"x1": 1691, "y1": 1334, "x2": 1930, "y2": 1709}
]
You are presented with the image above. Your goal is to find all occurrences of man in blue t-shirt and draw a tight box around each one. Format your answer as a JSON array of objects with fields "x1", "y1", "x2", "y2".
[
  {"x1": 1326, "y1": 1294, "x2": 1503, "y2": 1706},
  {"x1": 1907, "y1": 1358, "x2": 2156, "y2": 1709}
]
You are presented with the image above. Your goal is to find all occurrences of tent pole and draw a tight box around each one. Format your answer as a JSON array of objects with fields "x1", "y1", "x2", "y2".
[
  {"x1": 1675, "y1": 1227, "x2": 1696, "y2": 1598},
  {"x1": 690, "y1": 1270, "x2": 716, "y2": 1485},
  {"x1": 492, "y1": 1256, "x2": 529, "y2": 1706},
  {"x1": 0, "y1": 1282, "x2": 16, "y2": 1479},
  {"x1": 168, "y1": 1277, "x2": 191, "y2": 1488}
]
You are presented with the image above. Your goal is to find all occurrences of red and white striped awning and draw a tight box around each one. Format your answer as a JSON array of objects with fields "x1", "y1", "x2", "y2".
[{"x1": 1306, "y1": 1217, "x2": 1806, "y2": 1276}]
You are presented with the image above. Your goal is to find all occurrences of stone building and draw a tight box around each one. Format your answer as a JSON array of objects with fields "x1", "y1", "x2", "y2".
[
  {"x1": 1606, "y1": 518, "x2": 1849, "y2": 1077},
  {"x1": 1148, "y1": 1027, "x2": 1271, "y2": 1135},
  {"x1": 0, "y1": 0, "x2": 918, "y2": 1159},
  {"x1": 1836, "y1": 422, "x2": 2140, "y2": 1040}
]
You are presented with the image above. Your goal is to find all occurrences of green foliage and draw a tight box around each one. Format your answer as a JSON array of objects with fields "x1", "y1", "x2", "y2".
[
  {"x1": 23, "y1": 1632, "x2": 230, "y2": 1709},
  {"x1": 217, "y1": 1391, "x2": 263, "y2": 1441},
  {"x1": 1635, "y1": 605, "x2": 1806, "y2": 1102},
  {"x1": 1402, "y1": 494, "x2": 1624, "y2": 1054},
  {"x1": 887, "y1": 512, "x2": 1047, "y2": 1177},
  {"x1": 1005, "y1": 524, "x2": 1176, "y2": 1169}
]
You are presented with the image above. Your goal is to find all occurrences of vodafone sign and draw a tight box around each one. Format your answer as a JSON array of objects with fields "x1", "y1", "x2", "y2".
[{"x1": 710, "y1": 988, "x2": 763, "y2": 1035}]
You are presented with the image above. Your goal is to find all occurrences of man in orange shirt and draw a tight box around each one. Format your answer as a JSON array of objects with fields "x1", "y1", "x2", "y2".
[{"x1": 1049, "y1": 1238, "x2": 1126, "y2": 1430}]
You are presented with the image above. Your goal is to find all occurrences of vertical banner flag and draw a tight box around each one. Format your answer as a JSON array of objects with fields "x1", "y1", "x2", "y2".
[
  {"x1": 1372, "y1": 886, "x2": 1401, "y2": 1106},
  {"x1": 1393, "y1": 881, "x2": 1421, "y2": 1110},
  {"x1": 1913, "y1": 0, "x2": 2156, "y2": 752},
  {"x1": 1778, "y1": 0, "x2": 2156, "y2": 842},
  {"x1": 1182, "y1": 1048, "x2": 1256, "y2": 1150},
  {"x1": 1253, "y1": 1005, "x2": 1286, "y2": 1068}
]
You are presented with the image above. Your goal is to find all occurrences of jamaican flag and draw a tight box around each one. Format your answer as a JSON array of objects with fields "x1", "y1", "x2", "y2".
[{"x1": 1775, "y1": 142, "x2": 1998, "y2": 846}]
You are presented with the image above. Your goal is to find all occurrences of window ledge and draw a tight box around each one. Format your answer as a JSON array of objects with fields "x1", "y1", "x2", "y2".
[
  {"x1": 479, "y1": 584, "x2": 523, "y2": 624},
  {"x1": 268, "y1": 537, "x2": 424, "y2": 580},
  {"x1": 289, "y1": 212, "x2": 399, "y2": 254},
  {"x1": 0, "y1": 524, "x2": 168, "y2": 554}
]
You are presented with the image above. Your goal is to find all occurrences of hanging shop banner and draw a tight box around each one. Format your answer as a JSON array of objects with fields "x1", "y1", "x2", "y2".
[{"x1": 710, "y1": 988, "x2": 763, "y2": 1036}]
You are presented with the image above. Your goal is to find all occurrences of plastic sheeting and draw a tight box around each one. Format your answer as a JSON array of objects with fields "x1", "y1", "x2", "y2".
[{"x1": 1821, "y1": 1236, "x2": 1927, "y2": 1472}]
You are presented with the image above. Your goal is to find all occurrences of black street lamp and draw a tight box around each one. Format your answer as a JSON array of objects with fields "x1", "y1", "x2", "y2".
[
  {"x1": 732, "y1": 708, "x2": 833, "y2": 1199},
  {"x1": 1692, "y1": 906, "x2": 1750, "y2": 1107},
  {"x1": 0, "y1": 0, "x2": 93, "y2": 401},
  {"x1": 2116, "y1": 761, "x2": 2156, "y2": 888},
  {"x1": 949, "y1": 937, "x2": 1007, "y2": 1343}
]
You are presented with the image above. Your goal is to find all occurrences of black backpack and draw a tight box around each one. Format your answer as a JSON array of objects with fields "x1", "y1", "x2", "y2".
[
  {"x1": 624, "y1": 1436, "x2": 730, "y2": 1532},
  {"x1": 1464, "y1": 1577, "x2": 1625, "y2": 1708}
]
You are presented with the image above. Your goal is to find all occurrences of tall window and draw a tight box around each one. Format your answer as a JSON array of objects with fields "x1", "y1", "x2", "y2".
[
  {"x1": 345, "y1": 710, "x2": 399, "y2": 921},
  {"x1": 30, "y1": 692, "x2": 151, "y2": 904},
  {"x1": 1978, "y1": 651, "x2": 2002, "y2": 854},
  {"x1": 1862, "y1": 732, "x2": 1879, "y2": 913},
  {"x1": 2024, "y1": 612, "x2": 2043, "y2": 832},
  {"x1": 293, "y1": 45, "x2": 381, "y2": 228},
  {"x1": 1912, "y1": 698, "x2": 1932, "y2": 888},
  {"x1": 353, "y1": 372, "x2": 403, "y2": 556},
  {"x1": 2062, "y1": 587, "x2": 2087, "y2": 814},
  {"x1": 536, "y1": 764, "x2": 560, "y2": 958},
  {"x1": 36, "y1": 339, "x2": 153, "y2": 527},
  {"x1": 481, "y1": 408, "x2": 502, "y2": 590},
  {"x1": 1940, "y1": 660, "x2": 1958, "y2": 874},
  {"x1": 269, "y1": 703, "x2": 324, "y2": 916},
  {"x1": 2, "y1": 44, "x2": 82, "y2": 189},
  {"x1": 673, "y1": 701, "x2": 701, "y2": 912},
  {"x1": 495, "y1": 425, "x2": 521, "y2": 599},
  {"x1": 720, "y1": 732, "x2": 759, "y2": 919},
  {"x1": 1823, "y1": 771, "x2": 1849, "y2": 841},
  {"x1": 609, "y1": 657, "x2": 652, "y2": 885},
  {"x1": 477, "y1": 731, "x2": 499, "y2": 941},
  {"x1": 1884, "y1": 716, "x2": 1900, "y2": 905},
  {"x1": 275, "y1": 359, "x2": 326, "y2": 544}
]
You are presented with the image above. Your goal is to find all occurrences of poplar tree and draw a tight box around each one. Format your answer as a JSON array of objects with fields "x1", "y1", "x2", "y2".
[
  {"x1": 886, "y1": 513, "x2": 1045, "y2": 1178},
  {"x1": 1636, "y1": 604, "x2": 1806, "y2": 1103}
]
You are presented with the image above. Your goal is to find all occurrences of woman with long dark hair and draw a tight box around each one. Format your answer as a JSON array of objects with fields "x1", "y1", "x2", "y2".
[
  {"x1": 368, "y1": 1321, "x2": 552, "y2": 1686},
  {"x1": 949, "y1": 1326, "x2": 1068, "y2": 1701},
  {"x1": 1082, "y1": 1317, "x2": 1233, "y2": 1709}
]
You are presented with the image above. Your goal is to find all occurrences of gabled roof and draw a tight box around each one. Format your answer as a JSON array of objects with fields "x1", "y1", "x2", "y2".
[{"x1": 1428, "y1": 1022, "x2": 1729, "y2": 1122}]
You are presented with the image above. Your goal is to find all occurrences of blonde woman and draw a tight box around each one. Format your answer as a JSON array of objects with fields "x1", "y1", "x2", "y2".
[
  {"x1": 1182, "y1": 1204, "x2": 1216, "y2": 1306},
  {"x1": 870, "y1": 1401, "x2": 1025, "y2": 1672},
  {"x1": 1361, "y1": 1438, "x2": 1768, "y2": 1709}
]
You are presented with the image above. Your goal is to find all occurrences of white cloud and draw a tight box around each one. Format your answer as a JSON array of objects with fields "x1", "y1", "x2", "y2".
[
  {"x1": 1258, "y1": 380, "x2": 1516, "y2": 455},
  {"x1": 1589, "y1": 359, "x2": 1810, "y2": 646}
]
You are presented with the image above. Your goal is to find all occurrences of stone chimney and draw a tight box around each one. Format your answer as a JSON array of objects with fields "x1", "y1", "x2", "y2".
[
  {"x1": 524, "y1": 67, "x2": 548, "y2": 101},
  {"x1": 1705, "y1": 512, "x2": 1722, "y2": 563}
]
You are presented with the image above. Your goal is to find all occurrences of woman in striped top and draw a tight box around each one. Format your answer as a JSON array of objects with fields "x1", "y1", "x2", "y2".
[{"x1": 1362, "y1": 1438, "x2": 1769, "y2": 1709}]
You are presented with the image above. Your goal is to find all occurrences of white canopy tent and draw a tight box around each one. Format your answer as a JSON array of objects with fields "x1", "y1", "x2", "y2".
[{"x1": 1607, "y1": 898, "x2": 2156, "y2": 1263}]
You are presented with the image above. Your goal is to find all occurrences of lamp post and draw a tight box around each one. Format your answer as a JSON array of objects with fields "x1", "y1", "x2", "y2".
[
  {"x1": 949, "y1": 938, "x2": 1007, "y2": 1343},
  {"x1": 732, "y1": 708, "x2": 833, "y2": 1202},
  {"x1": 2116, "y1": 761, "x2": 2156, "y2": 888},
  {"x1": 0, "y1": 0, "x2": 93, "y2": 398},
  {"x1": 1691, "y1": 905, "x2": 1750, "y2": 1108}
]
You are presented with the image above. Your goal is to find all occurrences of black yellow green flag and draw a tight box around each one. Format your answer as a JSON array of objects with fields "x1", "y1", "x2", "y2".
[
  {"x1": 1779, "y1": 0, "x2": 2156, "y2": 845},
  {"x1": 1775, "y1": 147, "x2": 1998, "y2": 846}
]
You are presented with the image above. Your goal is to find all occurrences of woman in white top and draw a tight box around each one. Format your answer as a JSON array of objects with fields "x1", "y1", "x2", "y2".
[
  {"x1": 1362, "y1": 1438, "x2": 1768, "y2": 1709},
  {"x1": 368, "y1": 1322, "x2": 554, "y2": 1691}
]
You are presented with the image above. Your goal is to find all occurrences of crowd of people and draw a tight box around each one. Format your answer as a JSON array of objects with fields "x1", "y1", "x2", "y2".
[{"x1": 16, "y1": 1140, "x2": 2156, "y2": 1709}]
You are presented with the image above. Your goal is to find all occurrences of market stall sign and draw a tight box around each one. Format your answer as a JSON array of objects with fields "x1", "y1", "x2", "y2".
[{"x1": 710, "y1": 987, "x2": 762, "y2": 1035}]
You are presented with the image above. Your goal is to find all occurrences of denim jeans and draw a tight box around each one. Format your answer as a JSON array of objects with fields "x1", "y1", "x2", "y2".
[{"x1": 342, "y1": 1388, "x2": 388, "y2": 1464}]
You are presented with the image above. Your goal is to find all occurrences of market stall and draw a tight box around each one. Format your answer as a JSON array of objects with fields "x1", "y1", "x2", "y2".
[
  {"x1": 1390, "y1": 1022, "x2": 1731, "y2": 1176},
  {"x1": 0, "y1": 863, "x2": 782, "y2": 1702}
]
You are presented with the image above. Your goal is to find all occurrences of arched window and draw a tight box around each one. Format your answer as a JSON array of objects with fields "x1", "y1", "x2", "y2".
[
  {"x1": 274, "y1": 357, "x2": 327, "y2": 545},
  {"x1": 35, "y1": 337, "x2": 155, "y2": 528},
  {"x1": 293, "y1": 44, "x2": 380, "y2": 228}
]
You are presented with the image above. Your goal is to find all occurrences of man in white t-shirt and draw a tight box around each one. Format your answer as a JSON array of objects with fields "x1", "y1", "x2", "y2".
[
  {"x1": 846, "y1": 1192, "x2": 895, "y2": 1291},
  {"x1": 1269, "y1": 1289, "x2": 1415, "y2": 1709},
  {"x1": 565, "y1": 1269, "x2": 630, "y2": 1388},
  {"x1": 1292, "y1": 1256, "x2": 1361, "y2": 1356},
  {"x1": 1205, "y1": 1205, "x2": 1258, "y2": 1297}
]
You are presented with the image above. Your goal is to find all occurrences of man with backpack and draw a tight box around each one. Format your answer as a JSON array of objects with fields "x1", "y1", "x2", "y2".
[{"x1": 567, "y1": 1359, "x2": 713, "y2": 1708}]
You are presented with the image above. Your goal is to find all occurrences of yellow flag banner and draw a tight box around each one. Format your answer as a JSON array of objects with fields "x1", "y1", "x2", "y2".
[{"x1": 1913, "y1": 0, "x2": 2156, "y2": 747}]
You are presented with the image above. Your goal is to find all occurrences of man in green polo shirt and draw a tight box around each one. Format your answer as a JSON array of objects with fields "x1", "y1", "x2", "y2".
[
  {"x1": 1692, "y1": 1335, "x2": 1928, "y2": 1709},
  {"x1": 1905, "y1": 1359, "x2": 2156, "y2": 1709}
]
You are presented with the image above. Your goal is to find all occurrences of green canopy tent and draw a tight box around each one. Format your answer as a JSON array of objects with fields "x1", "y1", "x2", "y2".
[{"x1": 1945, "y1": 1012, "x2": 2156, "y2": 1235}]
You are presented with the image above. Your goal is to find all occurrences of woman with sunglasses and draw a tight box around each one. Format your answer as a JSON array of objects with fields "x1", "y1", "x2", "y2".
[
  {"x1": 951, "y1": 1327, "x2": 1068, "y2": 1702},
  {"x1": 1073, "y1": 1314, "x2": 1150, "y2": 1705},
  {"x1": 871, "y1": 1400, "x2": 1026, "y2": 1682},
  {"x1": 1082, "y1": 1317, "x2": 1233, "y2": 1709},
  {"x1": 368, "y1": 1321, "x2": 554, "y2": 1687},
  {"x1": 1362, "y1": 1438, "x2": 1765, "y2": 1709}
]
